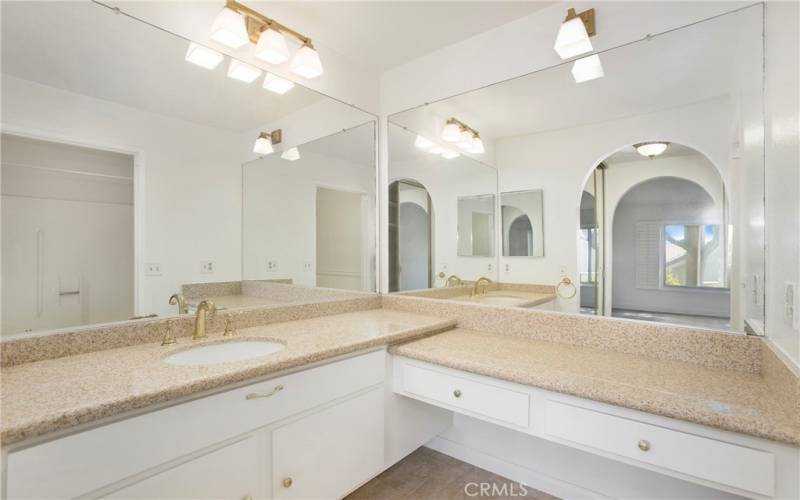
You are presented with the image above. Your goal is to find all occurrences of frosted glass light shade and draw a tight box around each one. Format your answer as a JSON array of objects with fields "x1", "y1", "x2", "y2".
[
  {"x1": 429, "y1": 146, "x2": 444, "y2": 155},
  {"x1": 414, "y1": 135, "x2": 435, "y2": 150},
  {"x1": 554, "y1": 16, "x2": 593, "y2": 59},
  {"x1": 281, "y1": 147, "x2": 301, "y2": 161},
  {"x1": 263, "y1": 73, "x2": 295, "y2": 94},
  {"x1": 441, "y1": 122, "x2": 462, "y2": 142},
  {"x1": 255, "y1": 28, "x2": 290, "y2": 65},
  {"x1": 185, "y1": 43, "x2": 224, "y2": 69},
  {"x1": 441, "y1": 150, "x2": 460, "y2": 159},
  {"x1": 228, "y1": 59, "x2": 261, "y2": 83},
  {"x1": 469, "y1": 136, "x2": 486, "y2": 154},
  {"x1": 290, "y1": 45, "x2": 324, "y2": 79},
  {"x1": 635, "y1": 142, "x2": 669, "y2": 158},
  {"x1": 457, "y1": 129, "x2": 474, "y2": 150},
  {"x1": 571, "y1": 54, "x2": 604, "y2": 83},
  {"x1": 210, "y1": 7, "x2": 249, "y2": 49},
  {"x1": 253, "y1": 133, "x2": 274, "y2": 155}
]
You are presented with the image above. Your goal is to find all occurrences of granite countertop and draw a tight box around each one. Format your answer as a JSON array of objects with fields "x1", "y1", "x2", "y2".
[
  {"x1": 0, "y1": 309, "x2": 455, "y2": 445},
  {"x1": 390, "y1": 328, "x2": 800, "y2": 446},
  {"x1": 449, "y1": 291, "x2": 556, "y2": 307}
]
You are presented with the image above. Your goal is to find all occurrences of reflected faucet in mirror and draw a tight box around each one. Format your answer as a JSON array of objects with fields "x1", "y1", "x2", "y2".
[
  {"x1": 193, "y1": 300, "x2": 216, "y2": 340},
  {"x1": 446, "y1": 275, "x2": 464, "y2": 287},
  {"x1": 472, "y1": 277, "x2": 493, "y2": 297},
  {"x1": 169, "y1": 293, "x2": 188, "y2": 315}
]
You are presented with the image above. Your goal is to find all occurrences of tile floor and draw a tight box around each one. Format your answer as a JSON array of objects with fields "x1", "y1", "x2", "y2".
[{"x1": 346, "y1": 447, "x2": 558, "y2": 500}]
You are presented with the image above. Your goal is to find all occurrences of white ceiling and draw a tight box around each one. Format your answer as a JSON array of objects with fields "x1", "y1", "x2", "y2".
[
  {"x1": 0, "y1": 1, "x2": 330, "y2": 133},
  {"x1": 390, "y1": 4, "x2": 762, "y2": 157},
  {"x1": 246, "y1": 1, "x2": 553, "y2": 72}
]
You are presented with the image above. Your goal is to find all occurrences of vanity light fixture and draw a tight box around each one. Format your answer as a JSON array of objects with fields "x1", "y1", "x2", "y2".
[
  {"x1": 571, "y1": 54, "x2": 604, "y2": 83},
  {"x1": 441, "y1": 149, "x2": 460, "y2": 159},
  {"x1": 209, "y1": 6, "x2": 250, "y2": 49},
  {"x1": 429, "y1": 146, "x2": 445, "y2": 155},
  {"x1": 227, "y1": 59, "x2": 261, "y2": 83},
  {"x1": 214, "y1": 1, "x2": 324, "y2": 79},
  {"x1": 634, "y1": 141, "x2": 670, "y2": 158},
  {"x1": 184, "y1": 43, "x2": 224, "y2": 69},
  {"x1": 263, "y1": 73, "x2": 295, "y2": 94},
  {"x1": 253, "y1": 129, "x2": 282, "y2": 155},
  {"x1": 441, "y1": 118, "x2": 485, "y2": 154},
  {"x1": 414, "y1": 135, "x2": 435, "y2": 150},
  {"x1": 553, "y1": 8, "x2": 596, "y2": 60},
  {"x1": 281, "y1": 147, "x2": 301, "y2": 161}
]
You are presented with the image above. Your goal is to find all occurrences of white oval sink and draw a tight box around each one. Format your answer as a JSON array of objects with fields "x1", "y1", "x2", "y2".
[
  {"x1": 474, "y1": 295, "x2": 525, "y2": 305},
  {"x1": 163, "y1": 340, "x2": 285, "y2": 366}
]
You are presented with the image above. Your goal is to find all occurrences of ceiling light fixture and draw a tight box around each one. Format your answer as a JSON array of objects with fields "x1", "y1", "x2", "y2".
[
  {"x1": 441, "y1": 118, "x2": 485, "y2": 154},
  {"x1": 281, "y1": 147, "x2": 301, "y2": 161},
  {"x1": 263, "y1": 73, "x2": 295, "y2": 94},
  {"x1": 215, "y1": 1, "x2": 324, "y2": 79},
  {"x1": 227, "y1": 59, "x2": 261, "y2": 82},
  {"x1": 209, "y1": 6, "x2": 250, "y2": 48},
  {"x1": 184, "y1": 43, "x2": 224, "y2": 69},
  {"x1": 634, "y1": 142, "x2": 670, "y2": 158},
  {"x1": 253, "y1": 129, "x2": 282, "y2": 155},
  {"x1": 553, "y1": 8, "x2": 596, "y2": 60},
  {"x1": 571, "y1": 54, "x2": 604, "y2": 83}
]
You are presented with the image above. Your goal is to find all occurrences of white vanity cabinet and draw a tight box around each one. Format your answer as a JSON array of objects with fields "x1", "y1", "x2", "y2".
[{"x1": 3, "y1": 351, "x2": 386, "y2": 500}]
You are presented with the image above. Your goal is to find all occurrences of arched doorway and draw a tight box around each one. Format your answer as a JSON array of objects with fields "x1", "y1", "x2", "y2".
[
  {"x1": 388, "y1": 179, "x2": 433, "y2": 292},
  {"x1": 578, "y1": 143, "x2": 730, "y2": 329}
]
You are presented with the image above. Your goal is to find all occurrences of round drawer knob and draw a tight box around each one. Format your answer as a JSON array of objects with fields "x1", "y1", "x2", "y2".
[
  {"x1": 638, "y1": 439, "x2": 651, "y2": 452},
  {"x1": 453, "y1": 389, "x2": 462, "y2": 398},
  {"x1": 283, "y1": 477, "x2": 293, "y2": 488}
]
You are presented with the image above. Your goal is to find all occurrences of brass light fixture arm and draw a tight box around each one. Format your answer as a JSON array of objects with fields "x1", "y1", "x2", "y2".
[
  {"x1": 226, "y1": 0, "x2": 314, "y2": 48},
  {"x1": 446, "y1": 117, "x2": 481, "y2": 138},
  {"x1": 564, "y1": 7, "x2": 596, "y2": 37}
]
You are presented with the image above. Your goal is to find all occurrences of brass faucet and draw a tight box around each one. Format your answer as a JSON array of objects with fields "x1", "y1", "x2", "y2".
[
  {"x1": 169, "y1": 293, "x2": 188, "y2": 315},
  {"x1": 472, "y1": 277, "x2": 493, "y2": 297},
  {"x1": 193, "y1": 300, "x2": 216, "y2": 340},
  {"x1": 446, "y1": 275, "x2": 464, "y2": 287}
]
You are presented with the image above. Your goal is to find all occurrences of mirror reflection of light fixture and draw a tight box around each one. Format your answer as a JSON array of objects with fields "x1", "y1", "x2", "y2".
[
  {"x1": 634, "y1": 142, "x2": 670, "y2": 158},
  {"x1": 213, "y1": 1, "x2": 325, "y2": 79},
  {"x1": 253, "y1": 129, "x2": 282, "y2": 155},
  {"x1": 254, "y1": 28, "x2": 290, "y2": 64},
  {"x1": 281, "y1": 147, "x2": 301, "y2": 161},
  {"x1": 441, "y1": 118, "x2": 485, "y2": 154},
  {"x1": 469, "y1": 134, "x2": 486, "y2": 154},
  {"x1": 263, "y1": 73, "x2": 295, "y2": 94},
  {"x1": 227, "y1": 59, "x2": 261, "y2": 82},
  {"x1": 441, "y1": 121, "x2": 462, "y2": 142},
  {"x1": 441, "y1": 150, "x2": 460, "y2": 159},
  {"x1": 210, "y1": 7, "x2": 250, "y2": 48},
  {"x1": 553, "y1": 8, "x2": 596, "y2": 60},
  {"x1": 414, "y1": 135, "x2": 435, "y2": 150},
  {"x1": 571, "y1": 54, "x2": 604, "y2": 83},
  {"x1": 185, "y1": 43, "x2": 224, "y2": 69}
]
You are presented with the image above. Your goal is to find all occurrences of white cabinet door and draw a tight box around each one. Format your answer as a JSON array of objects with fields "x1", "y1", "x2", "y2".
[
  {"x1": 272, "y1": 388, "x2": 384, "y2": 500},
  {"x1": 103, "y1": 434, "x2": 267, "y2": 500}
]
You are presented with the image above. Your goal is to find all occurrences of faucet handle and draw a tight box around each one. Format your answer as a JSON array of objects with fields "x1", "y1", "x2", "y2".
[
  {"x1": 222, "y1": 313, "x2": 237, "y2": 337},
  {"x1": 161, "y1": 320, "x2": 177, "y2": 346}
]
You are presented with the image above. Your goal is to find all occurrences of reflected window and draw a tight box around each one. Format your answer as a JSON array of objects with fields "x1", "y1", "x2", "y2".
[{"x1": 664, "y1": 224, "x2": 725, "y2": 288}]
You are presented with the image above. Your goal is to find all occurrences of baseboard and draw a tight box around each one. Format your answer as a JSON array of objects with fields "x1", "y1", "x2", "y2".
[{"x1": 425, "y1": 436, "x2": 609, "y2": 500}]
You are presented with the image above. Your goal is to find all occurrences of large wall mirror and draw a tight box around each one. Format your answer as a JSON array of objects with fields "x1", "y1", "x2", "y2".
[
  {"x1": 387, "y1": 5, "x2": 765, "y2": 333},
  {"x1": 0, "y1": 1, "x2": 376, "y2": 336}
]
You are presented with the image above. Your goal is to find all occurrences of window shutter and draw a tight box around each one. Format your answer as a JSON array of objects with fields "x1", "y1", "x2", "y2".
[{"x1": 636, "y1": 222, "x2": 660, "y2": 289}]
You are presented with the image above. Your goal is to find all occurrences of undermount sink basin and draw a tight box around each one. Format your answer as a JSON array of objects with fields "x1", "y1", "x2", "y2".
[
  {"x1": 163, "y1": 340, "x2": 285, "y2": 366},
  {"x1": 473, "y1": 295, "x2": 526, "y2": 305}
]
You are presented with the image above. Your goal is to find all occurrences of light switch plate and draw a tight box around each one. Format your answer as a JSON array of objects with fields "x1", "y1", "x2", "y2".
[
  {"x1": 266, "y1": 259, "x2": 279, "y2": 272},
  {"x1": 200, "y1": 260, "x2": 215, "y2": 274},
  {"x1": 303, "y1": 262, "x2": 313, "y2": 271},
  {"x1": 144, "y1": 262, "x2": 162, "y2": 276}
]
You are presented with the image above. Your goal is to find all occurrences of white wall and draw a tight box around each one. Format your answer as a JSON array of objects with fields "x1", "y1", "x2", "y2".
[
  {"x1": 242, "y1": 149, "x2": 375, "y2": 291},
  {"x1": 764, "y1": 0, "x2": 800, "y2": 366},
  {"x1": 1, "y1": 75, "x2": 244, "y2": 319}
]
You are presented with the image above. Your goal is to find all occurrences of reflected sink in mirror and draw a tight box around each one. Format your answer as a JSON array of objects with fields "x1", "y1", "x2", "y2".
[{"x1": 162, "y1": 340, "x2": 286, "y2": 366}]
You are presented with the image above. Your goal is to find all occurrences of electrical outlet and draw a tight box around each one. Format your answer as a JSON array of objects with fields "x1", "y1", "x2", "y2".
[
  {"x1": 785, "y1": 282, "x2": 797, "y2": 327},
  {"x1": 487, "y1": 262, "x2": 493, "y2": 272},
  {"x1": 505, "y1": 263, "x2": 511, "y2": 273},
  {"x1": 144, "y1": 262, "x2": 162, "y2": 276},
  {"x1": 200, "y1": 260, "x2": 215, "y2": 274},
  {"x1": 266, "y1": 259, "x2": 279, "y2": 272},
  {"x1": 303, "y1": 262, "x2": 313, "y2": 271}
]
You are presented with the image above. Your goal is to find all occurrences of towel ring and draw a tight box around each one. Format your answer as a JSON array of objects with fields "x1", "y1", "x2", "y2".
[{"x1": 557, "y1": 277, "x2": 576, "y2": 299}]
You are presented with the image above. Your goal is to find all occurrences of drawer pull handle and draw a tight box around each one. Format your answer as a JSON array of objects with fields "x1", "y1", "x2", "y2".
[
  {"x1": 453, "y1": 389, "x2": 462, "y2": 398},
  {"x1": 638, "y1": 439, "x2": 651, "y2": 452},
  {"x1": 283, "y1": 477, "x2": 293, "y2": 488},
  {"x1": 245, "y1": 385, "x2": 284, "y2": 400}
]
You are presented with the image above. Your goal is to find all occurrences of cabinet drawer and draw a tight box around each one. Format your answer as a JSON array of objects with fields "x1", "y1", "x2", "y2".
[
  {"x1": 545, "y1": 401, "x2": 775, "y2": 496},
  {"x1": 6, "y1": 350, "x2": 385, "y2": 499},
  {"x1": 401, "y1": 363, "x2": 529, "y2": 428}
]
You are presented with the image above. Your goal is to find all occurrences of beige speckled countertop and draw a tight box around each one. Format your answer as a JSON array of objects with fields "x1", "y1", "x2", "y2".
[
  {"x1": 450, "y1": 291, "x2": 556, "y2": 307},
  {"x1": 0, "y1": 309, "x2": 455, "y2": 445},
  {"x1": 390, "y1": 328, "x2": 800, "y2": 446}
]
